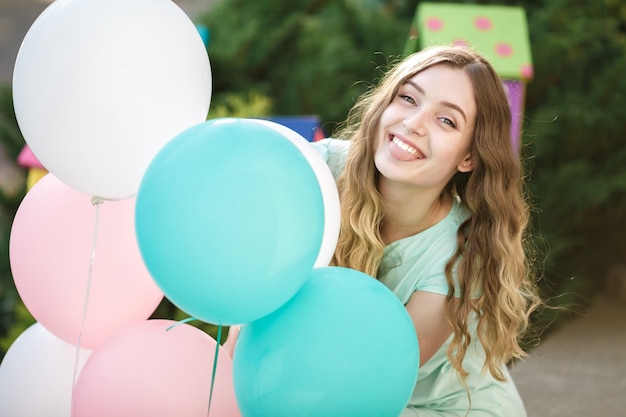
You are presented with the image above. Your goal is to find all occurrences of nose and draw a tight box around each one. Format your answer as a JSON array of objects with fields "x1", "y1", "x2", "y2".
[{"x1": 403, "y1": 112, "x2": 427, "y2": 137}]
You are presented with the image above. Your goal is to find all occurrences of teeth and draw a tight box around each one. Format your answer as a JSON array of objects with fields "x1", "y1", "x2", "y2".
[{"x1": 392, "y1": 137, "x2": 421, "y2": 158}]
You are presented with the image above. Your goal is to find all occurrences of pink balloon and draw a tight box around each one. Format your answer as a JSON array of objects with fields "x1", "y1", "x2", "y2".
[
  {"x1": 9, "y1": 174, "x2": 163, "y2": 348},
  {"x1": 72, "y1": 319, "x2": 241, "y2": 417}
]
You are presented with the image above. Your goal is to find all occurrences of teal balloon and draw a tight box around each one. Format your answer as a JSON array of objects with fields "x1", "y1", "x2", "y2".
[
  {"x1": 135, "y1": 118, "x2": 325, "y2": 325},
  {"x1": 233, "y1": 266, "x2": 419, "y2": 417}
]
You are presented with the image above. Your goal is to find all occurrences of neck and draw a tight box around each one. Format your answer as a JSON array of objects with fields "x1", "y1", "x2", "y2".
[{"x1": 379, "y1": 181, "x2": 452, "y2": 244}]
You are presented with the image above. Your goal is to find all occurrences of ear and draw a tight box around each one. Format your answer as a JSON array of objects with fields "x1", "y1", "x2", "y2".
[{"x1": 457, "y1": 154, "x2": 474, "y2": 173}]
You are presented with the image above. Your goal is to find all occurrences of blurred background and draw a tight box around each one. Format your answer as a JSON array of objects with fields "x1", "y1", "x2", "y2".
[{"x1": 0, "y1": 0, "x2": 625, "y2": 414}]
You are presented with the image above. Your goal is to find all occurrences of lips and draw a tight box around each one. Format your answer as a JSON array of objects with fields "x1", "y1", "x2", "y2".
[{"x1": 389, "y1": 135, "x2": 424, "y2": 161}]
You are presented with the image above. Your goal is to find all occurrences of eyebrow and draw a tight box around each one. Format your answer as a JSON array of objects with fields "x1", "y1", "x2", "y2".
[{"x1": 405, "y1": 80, "x2": 467, "y2": 123}]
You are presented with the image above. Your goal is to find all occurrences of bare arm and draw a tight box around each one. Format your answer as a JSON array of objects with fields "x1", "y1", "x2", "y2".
[{"x1": 405, "y1": 290, "x2": 452, "y2": 366}]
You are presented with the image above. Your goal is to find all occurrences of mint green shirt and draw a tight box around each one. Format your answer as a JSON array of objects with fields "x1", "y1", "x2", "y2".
[{"x1": 312, "y1": 139, "x2": 527, "y2": 417}]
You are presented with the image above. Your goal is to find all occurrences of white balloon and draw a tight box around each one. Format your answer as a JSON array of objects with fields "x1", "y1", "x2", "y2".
[
  {"x1": 0, "y1": 323, "x2": 92, "y2": 417},
  {"x1": 250, "y1": 119, "x2": 340, "y2": 267},
  {"x1": 13, "y1": 0, "x2": 212, "y2": 197}
]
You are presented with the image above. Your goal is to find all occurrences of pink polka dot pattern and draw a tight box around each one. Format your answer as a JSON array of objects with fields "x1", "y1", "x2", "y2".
[
  {"x1": 452, "y1": 39, "x2": 470, "y2": 48},
  {"x1": 520, "y1": 64, "x2": 534, "y2": 79},
  {"x1": 416, "y1": 5, "x2": 533, "y2": 80},
  {"x1": 495, "y1": 42, "x2": 513, "y2": 57},
  {"x1": 426, "y1": 17, "x2": 443, "y2": 31},
  {"x1": 474, "y1": 16, "x2": 492, "y2": 31}
]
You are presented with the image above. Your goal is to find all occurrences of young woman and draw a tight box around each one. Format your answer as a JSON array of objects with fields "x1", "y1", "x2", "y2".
[{"x1": 314, "y1": 45, "x2": 543, "y2": 416}]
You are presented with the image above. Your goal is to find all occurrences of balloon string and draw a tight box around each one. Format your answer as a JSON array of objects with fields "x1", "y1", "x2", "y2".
[
  {"x1": 208, "y1": 324, "x2": 223, "y2": 416},
  {"x1": 166, "y1": 316, "x2": 198, "y2": 331},
  {"x1": 96, "y1": 192, "x2": 136, "y2": 202},
  {"x1": 165, "y1": 319, "x2": 221, "y2": 416},
  {"x1": 70, "y1": 196, "x2": 103, "y2": 412}
]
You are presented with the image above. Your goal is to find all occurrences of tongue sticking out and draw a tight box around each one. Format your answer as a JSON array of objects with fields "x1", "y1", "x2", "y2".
[{"x1": 389, "y1": 136, "x2": 422, "y2": 161}]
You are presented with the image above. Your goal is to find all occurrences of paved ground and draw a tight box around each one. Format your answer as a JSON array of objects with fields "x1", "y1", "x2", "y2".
[
  {"x1": 511, "y1": 295, "x2": 626, "y2": 417},
  {"x1": 3, "y1": 2, "x2": 626, "y2": 416}
]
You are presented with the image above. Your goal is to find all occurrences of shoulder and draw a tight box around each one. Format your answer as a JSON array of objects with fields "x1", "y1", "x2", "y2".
[
  {"x1": 310, "y1": 138, "x2": 350, "y2": 179},
  {"x1": 449, "y1": 195, "x2": 471, "y2": 227}
]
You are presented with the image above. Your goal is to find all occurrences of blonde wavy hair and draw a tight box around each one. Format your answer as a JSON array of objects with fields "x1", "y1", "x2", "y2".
[{"x1": 331, "y1": 45, "x2": 542, "y2": 381}]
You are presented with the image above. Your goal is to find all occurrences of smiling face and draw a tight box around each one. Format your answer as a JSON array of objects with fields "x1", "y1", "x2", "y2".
[{"x1": 373, "y1": 64, "x2": 477, "y2": 194}]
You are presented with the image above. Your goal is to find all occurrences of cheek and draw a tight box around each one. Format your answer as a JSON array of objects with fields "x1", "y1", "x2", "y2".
[
  {"x1": 379, "y1": 105, "x2": 401, "y2": 127},
  {"x1": 433, "y1": 140, "x2": 469, "y2": 167}
]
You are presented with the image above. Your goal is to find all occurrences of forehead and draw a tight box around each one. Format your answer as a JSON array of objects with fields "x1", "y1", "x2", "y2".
[{"x1": 403, "y1": 64, "x2": 477, "y2": 120}]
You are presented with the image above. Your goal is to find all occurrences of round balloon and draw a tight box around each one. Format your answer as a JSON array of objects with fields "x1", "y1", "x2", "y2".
[
  {"x1": 248, "y1": 119, "x2": 340, "y2": 268},
  {"x1": 0, "y1": 323, "x2": 92, "y2": 417},
  {"x1": 72, "y1": 320, "x2": 241, "y2": 417},
  {"x1": 12, "y1": 0, "x2": 212, "y2": 197},
  {"x1": 233, "y1": 266, "x2": 419, "y2": 417},
  {"x1": 135, "y1": 118, "x2": 325, "y2": 325},
  {"x1": 9, "y1": 174, "x2": 163, "y2": 349}
]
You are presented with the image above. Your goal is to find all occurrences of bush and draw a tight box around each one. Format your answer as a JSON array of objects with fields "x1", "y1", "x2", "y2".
[{"x1": 197, "y1": 0, "x2": 411, "y2": 134}]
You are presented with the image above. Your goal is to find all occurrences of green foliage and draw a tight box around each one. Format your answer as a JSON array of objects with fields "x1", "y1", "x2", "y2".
[
  {"x1": 523, "y1": 0, "x2": 626, "y2": 302},
  {"x1": 0, "y1": 84, "x2": 28, "y2": 361},
  {"x1": 207, "y1": 90, "x2": 273, "y2": 119},
  {"x1": 0, "y1": 301, "x2": 35, "y2": 356},
  {"x1": 0, "y1": 85, "x2": 26, "y2": 163},
  {"x1": 197, "y1": 0, "x2": 409, "y2": 133}
]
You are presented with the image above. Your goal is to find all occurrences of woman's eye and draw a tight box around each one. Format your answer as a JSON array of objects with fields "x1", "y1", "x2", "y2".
[
  {"x1": 440, "y1": 117, "x2": 456, "y2": 128},
  {"x1": 399, "y1": 94, "x2": 416, "y2": 105}
]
